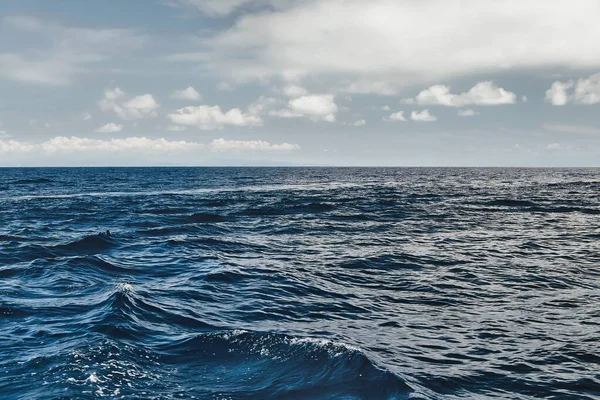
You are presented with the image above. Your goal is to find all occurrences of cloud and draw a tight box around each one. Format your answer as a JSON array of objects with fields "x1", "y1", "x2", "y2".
[
  {"x1": 271, "y1": 94, "x2": 338, "y2": 122},
  {"x1": 457, "y1": 109, "x2": 479, "y2": 117},
  {"x1": 0, "y1": 130, "x2": 9, "y2": 139},
  {"x1": 184, "y1": 0, "x2": 600, "y2": 91},
  {"x1": 172, "y1": 0, "x2": 296, "y2": 16},
  {"x1": 545, "y1": 81, "x2": 573, "y2": 105},
  {"x1": 0, "y1": 136, "x2": 200, "y2": 154},
  {"x1": 402, "y1": 81, "x2": 516, "y2": 107},
  {"x1": 382, "y1": 105, "x2": 390, "y2": 111},
  {"x1": 167, "y1": 105, "x2": 263, "y2": 129},
  {"x1": 546, "y1": 142, "x2": 577, "y2": 151},
  {"x1": 385, "y1": 111, "x2": 406, "y2": 122},
  {"x1": 0, "y1": 136, "x2": 300, "y2": 163},
  {"x1": 411, "y1": 110, "x2": 437, "y2": 122},
  {"x1": 210, "y1": 138, "x2": 299, "y2": 151},
  {"x1": 545, "y1": 73, "x2": 600, "y2": 105},
  {"x1": 248, "y1": 96, "x2": 279, "y2": 115},
  {"x1": 4, "y1": 16, "x2": 44, "y2": 31},
  {"x1": 95, "y1": 123, "x2": 124, "y2": 133},
  {"x1": 99, "y1": 88, "x2": 160, "y2": 120},
  {"x1": 171, "y1": 86, "x2": 202, "y2": 100},
  {"x1": 0, "y1": 16, "x2": 147, "y2": 85},
  {"x1": 341, "y1": 81, "x2": 398, "y2": 96},
  {"x1": 282, "y1": 84, "x2": 308, "y2": 97},
  {"x1": 343, "y1": 119, "x2": 366, "y2": 126},
  {"x1": 83, "y1": 112, "x2": 93, "y2": 121},
  {"x1": 574, "y1": 73, "x2": 600, "y2": 104}
]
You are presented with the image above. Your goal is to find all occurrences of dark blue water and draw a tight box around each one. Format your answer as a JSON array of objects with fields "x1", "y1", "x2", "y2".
[{"x1": 1, "y1": 167, "x2": 599, "y2": 399}]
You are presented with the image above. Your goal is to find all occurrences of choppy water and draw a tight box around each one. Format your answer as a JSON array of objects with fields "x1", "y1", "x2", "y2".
[{"x1": 1, "y1": 167, "x2": 599, "y2": 399}]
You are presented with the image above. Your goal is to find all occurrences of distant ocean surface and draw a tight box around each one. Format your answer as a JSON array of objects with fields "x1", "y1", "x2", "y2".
[{"x1": 1, "y1": 167, "x2": 599, "y2": 400}]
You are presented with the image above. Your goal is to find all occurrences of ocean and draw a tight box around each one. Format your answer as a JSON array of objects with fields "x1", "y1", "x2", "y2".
[{"x1": 0, "y1": 167, "x2": 598, "y2": 399}]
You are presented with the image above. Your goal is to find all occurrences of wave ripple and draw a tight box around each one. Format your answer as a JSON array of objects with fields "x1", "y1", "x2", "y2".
[{"x1": 1, "y1": 167, "x2": 599, "y2": 399}]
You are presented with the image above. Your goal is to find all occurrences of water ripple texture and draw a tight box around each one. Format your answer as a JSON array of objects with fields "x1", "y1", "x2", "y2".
[{"x1": 1, "y1": 167, "x2": 599, "y2": 399}]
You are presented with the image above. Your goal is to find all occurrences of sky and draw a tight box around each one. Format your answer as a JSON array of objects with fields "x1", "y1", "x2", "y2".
[{"x1": 0, "y1": 0, "x2": 599, "y2": 166}]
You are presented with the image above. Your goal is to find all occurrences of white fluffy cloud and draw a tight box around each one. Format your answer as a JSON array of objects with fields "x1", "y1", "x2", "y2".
[
  {"x1": 182, "y1": 0, "x2": 600, "y2": 91},
  {"x1": 167, "y1": 105, "x2": 263, "y2": 129},
  {"x1": 95, "y1": 122, "x2": 124, "y2": 133},
  {"x1": 271, "y1": 94, "x2": 338, "y2": 122},
  {"x1": 210, "y1": 138, "x2": 299, "y2": 151},
  {"x1": 386, "y1": 111, "x2": 406, "y2": 122},
  {"x1": 411, "y1": 110, "x2": 437, "y2": 122},
  {"x1": 171, "y1": 86, "x2": 202, "y2": 100},
  {"x1": 402, "y1": 82, "x2": 516, "y2": 107},
  {"x1": 546, "y1": 72, "x2": 600, "y2": 105},
  {"x1": 545, "y1": 81, "x2": 574, "y2": 106},
  {"x1": 99, "y1": 88, "x2": 160, "y2": 120},
  {"x1": 289, "y1": 95, "x2": 337, "y2": 121}
]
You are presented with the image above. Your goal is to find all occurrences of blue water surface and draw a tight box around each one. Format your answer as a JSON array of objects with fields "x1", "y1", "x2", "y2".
[{"x1": 0, "y1": 167, "x2": 599, "y2": 399}]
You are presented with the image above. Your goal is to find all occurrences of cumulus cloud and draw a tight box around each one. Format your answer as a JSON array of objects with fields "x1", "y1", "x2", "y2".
[
  {"x1": 574, "y1": 73, "x2": 600, "y2": 104},
  {"x1": 95, "y1": 122, "x2": 124, "y2": 133},
  {"x1": 545, "y1": 81, "x2": 573, "y2": 105},
  {"x1": 271, "y1": 94, "x2": 338, "y2": 122},
  {"x1": 411, "y1": 110, "x2": 437, "y2": 122},
  {"x1": 167, "y1": 105, "x2": 263, "y2": 130},
  {"x1": 545, "y1": 73, "x2": 600, "y2": 105},
  {"x1": 457, "y1": 109, "x2": 479, "y2": 117},
  {"x1": 99, "y1": 88, "x2": 160, "y2": 120},
  {"x1": 210, "y1": 138, "x2": 299, "y2": 151},
  {"x1": 177, "y1": 0, "x2": 600, "y2": 91},
  {"x1": 171, "y1": 86, "x2": 202, "y2": 100},
  {"x1": 385, "y1": 111, "x2": 406, "y2": 122},
  {"x1": 402, "y1": 82, "x2": 516, "y2": 107}
]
